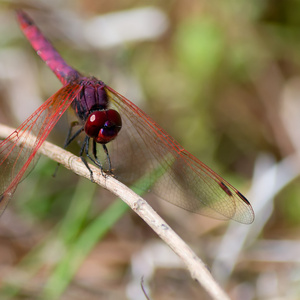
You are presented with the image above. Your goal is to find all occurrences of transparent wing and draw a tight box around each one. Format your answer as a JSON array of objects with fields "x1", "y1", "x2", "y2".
[
  {"x1": 104, "y1": 86, "x2": 254, "y2": 224},
  {"x1": 0, "y1": 83, "x2": 82, "y2": 216}
]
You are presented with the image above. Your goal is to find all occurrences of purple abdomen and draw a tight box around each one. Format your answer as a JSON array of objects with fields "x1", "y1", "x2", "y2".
[{"x1": 16, "y1": 10, "x2": 78, "y2": 85}]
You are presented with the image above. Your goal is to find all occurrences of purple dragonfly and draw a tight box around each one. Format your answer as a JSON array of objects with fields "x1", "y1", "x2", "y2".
[{"x1": 0, "y1": 10, "x2": 254, "y2": 223}]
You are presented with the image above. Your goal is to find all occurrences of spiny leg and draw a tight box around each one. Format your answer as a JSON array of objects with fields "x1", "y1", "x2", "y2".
[
  {"x1": 82, "y1": 136, "x2": 110, "y2": 180},
  {"x1": 102, "y1": 144, "x2": 113, "y2": 175},
  {"x1": 80, "y1": 136, "x2": 94, "y2": 182},
  {"x1": 80, "y1": 137, "x2": 113, "y2": 180},
  {"x1": 64, "y1": 122, "x2": 84, "y2": 148},
  {"x1": 92, "y1": 139, "x2": 106, "y2": 177},
  {"x1": 84, "y1": 137, "x2": 101, "y2": 169},
  {"x1": 92, "y1": 139, "x2": 103, "y2": 168}
]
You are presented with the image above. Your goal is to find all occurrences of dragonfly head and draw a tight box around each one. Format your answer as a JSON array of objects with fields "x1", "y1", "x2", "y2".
[{"x1": 84, "y1": 109, "x2": 122, "y2": 144}]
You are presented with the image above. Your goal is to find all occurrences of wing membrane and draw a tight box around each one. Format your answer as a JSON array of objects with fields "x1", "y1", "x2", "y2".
[
  {"x1": 105, "y1": 86, "x2": 254, "y2": 224},
  {"x1": 0, "y1": 83, "x2": 82, "y2": 216}
]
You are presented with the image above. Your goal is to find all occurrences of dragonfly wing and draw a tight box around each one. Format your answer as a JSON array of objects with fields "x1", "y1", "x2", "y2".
[
  {"x1": 154, "y1": 151, "x2": 254, "y2": 223},
  {"x1": 105, "y1": 86, "x2": 254, "y2": 224},
  {"x1": 0, "y1": 83, "x2": 82, "y2": 216}
]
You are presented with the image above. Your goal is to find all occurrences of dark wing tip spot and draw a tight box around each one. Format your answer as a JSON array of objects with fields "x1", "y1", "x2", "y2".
[
  {"x1": 219, "y1": 181, "x2": 233, "y2": 196},
  {"x1": 236, "y1": 191, "x2": 251, "y2": 205}
]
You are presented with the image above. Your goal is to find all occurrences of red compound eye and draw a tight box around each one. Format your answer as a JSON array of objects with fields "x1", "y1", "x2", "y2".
[{"x1": 84, "y1": 109, "x2": 122, "y2": 144}]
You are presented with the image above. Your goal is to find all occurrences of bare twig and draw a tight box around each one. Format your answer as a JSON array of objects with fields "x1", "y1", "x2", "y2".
[{"x1": 0, "y1": 123, "x2": 230, "y2": 300}]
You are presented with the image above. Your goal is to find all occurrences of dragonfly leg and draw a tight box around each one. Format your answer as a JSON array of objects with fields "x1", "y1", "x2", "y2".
[
  {"x1": 92, "y1": 139, "x2": 103, "y2": 168},
  {"x1": 102, "y1": 144, "x2": 113, "y2": 175},
  {"x1": 80, "y1": 136, "x2": 94, "y2": 182},
  {"x1": 82, "y1": 136, "x2": 108, "y2": 179},
  {"x1": 64, "y1": 122, "x2": 83, "y2": 148},
  {"x1": 91, "y1": 139, "x2": 110, "y2": 178},
  {"x1": 84, "y1": 137, "x2": 100, "y2": 168}
]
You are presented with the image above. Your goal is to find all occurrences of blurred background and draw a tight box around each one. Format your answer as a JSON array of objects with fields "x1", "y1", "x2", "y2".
[{"x1": 0, "y1": 0, "x2": 300, "y2": 299}]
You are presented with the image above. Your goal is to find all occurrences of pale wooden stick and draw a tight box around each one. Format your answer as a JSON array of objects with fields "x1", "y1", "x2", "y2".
[{"x1": 0, "y1": 124, "x2": 230, "y2": 300}]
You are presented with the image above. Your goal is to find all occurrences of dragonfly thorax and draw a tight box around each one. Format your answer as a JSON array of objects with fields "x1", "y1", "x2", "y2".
[{"x1": 73, "y1": 79, "x2": 109, "y2": 121}]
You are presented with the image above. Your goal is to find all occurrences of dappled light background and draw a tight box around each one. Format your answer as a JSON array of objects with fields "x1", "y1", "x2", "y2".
[{"x1": 0, "y1": 0, "x2": 300, "y2": 299}]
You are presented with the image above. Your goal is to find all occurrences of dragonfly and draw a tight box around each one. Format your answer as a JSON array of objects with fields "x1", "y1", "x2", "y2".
[{"x1": 0, "y1": 10, "x2": 254, "y2": 224}]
